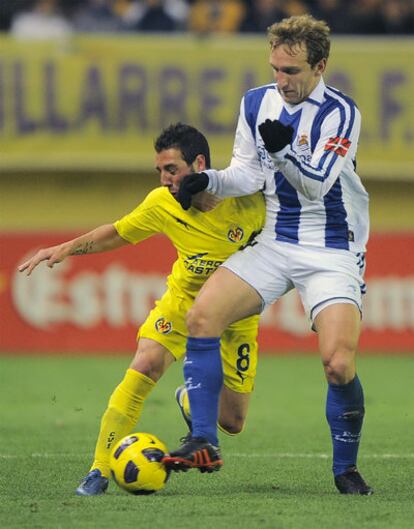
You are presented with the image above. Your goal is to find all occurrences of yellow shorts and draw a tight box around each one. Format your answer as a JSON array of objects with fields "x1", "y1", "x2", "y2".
[{"x1": 137, "y1": 288, "x2": 259, "y2": 393}]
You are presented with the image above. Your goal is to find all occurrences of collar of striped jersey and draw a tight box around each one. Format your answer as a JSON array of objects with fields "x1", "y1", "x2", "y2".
[{"x1": 304, "y1": 78, "x2": 326, "y2": 107}]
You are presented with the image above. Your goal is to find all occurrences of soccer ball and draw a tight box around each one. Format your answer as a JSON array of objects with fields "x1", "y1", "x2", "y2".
[{"x1": 110, "y1": 432, "x2": 170, "y2": 494}]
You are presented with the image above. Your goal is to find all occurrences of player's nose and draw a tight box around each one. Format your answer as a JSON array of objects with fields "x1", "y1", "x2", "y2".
[
  {"x1": 275, "y1": 70, "x2": 289, "y2": 86},
  {"x1": 160, "y1": 171, "x2": 171, "y2": 186}
]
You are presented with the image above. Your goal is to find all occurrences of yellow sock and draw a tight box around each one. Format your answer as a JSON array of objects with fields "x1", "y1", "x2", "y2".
[
  {"x1": 90, "y1": 368, "x2": 155, "y2": 477},
  {"x1": 180, "y1": 386, "x2": 192, "y2": 421}
]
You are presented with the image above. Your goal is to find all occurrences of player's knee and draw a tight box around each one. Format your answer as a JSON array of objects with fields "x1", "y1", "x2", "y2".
[
  {"x1": 186, "y1": 305, "x2": 216, "y2": 336},
  {"x1": 322, "y1": 346, "x2": 356, "y2": 385},
  {"x1": 130, "y1": 351, "x2": 164, "y2": 382}
]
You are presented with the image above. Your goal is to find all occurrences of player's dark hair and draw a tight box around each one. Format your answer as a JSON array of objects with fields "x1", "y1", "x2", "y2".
[
  {"x1": 154, "y1": 123, "x2": 211, "y2": 169},
  {"x1": 267, "y1": 14, "x2": 330, "y2": 68}
]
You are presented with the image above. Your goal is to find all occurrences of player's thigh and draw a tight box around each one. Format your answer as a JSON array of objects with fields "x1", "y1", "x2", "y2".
[
  {"x1": 189, "y1": 267, "x2": 263, "y2": 334},
  {"x1": 293, "y1": 248, "x2": 364, "y2": 323},
  {"x1": 133, "y1": 289, "x2": 191, "y2": 380},
  {"x1": 292, "y1": 248, "x2": 364, "y2": 382},
  {"x1": 222, "y1": 240, "x2": 293, "y2": 307}
]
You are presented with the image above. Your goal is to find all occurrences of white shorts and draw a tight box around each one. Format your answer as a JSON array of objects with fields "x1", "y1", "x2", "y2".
[{"x1": 222, "y1": 239, "x2": 366, "y2": 323}]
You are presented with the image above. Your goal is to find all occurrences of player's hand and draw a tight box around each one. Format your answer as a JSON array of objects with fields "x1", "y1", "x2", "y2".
[
  {"x1": 18, "y1": 244, "x2": 69, "y2": 276},
  {"x1": 177, "y1": 172, "x2": 209, "y2": 210},
  {"x1": 258, "y1": 119, "x2": 294, "y2": 153}
]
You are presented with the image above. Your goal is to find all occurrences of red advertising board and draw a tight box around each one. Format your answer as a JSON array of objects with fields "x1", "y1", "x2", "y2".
[{"x1": 1, "y1": 232, "x2": 413, "y2": 354}]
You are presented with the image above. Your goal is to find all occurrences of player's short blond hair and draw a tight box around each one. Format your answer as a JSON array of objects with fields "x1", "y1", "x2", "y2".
[{"x1": 267, "y1": 14, "x2": 330, "y2": 68}]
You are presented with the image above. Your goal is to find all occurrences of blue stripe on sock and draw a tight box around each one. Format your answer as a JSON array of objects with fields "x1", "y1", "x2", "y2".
[
  {"x1": 183, "y1": 336, "x2": 222, "y2": 446},
  {"x1": 326, "y1": 375, "x2": 365, "y2": 476}
]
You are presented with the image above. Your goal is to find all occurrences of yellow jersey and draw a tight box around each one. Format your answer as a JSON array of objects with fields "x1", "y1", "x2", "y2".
[{"x1": 114, "y1": 187, "x2": 265, "y2": 298}]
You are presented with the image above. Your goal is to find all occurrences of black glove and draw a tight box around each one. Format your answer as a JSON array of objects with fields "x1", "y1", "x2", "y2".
[
  {"x1": 258, "y1": 119, "x2": 294, "y2": 153},
  {"x1": 177, "y1": 172, "x2": 209, "y2": 210}
]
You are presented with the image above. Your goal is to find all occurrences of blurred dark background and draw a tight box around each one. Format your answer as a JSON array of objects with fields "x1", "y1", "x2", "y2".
[{"x1": 1, "y1": 0, "x2": 413, "y2": 35}]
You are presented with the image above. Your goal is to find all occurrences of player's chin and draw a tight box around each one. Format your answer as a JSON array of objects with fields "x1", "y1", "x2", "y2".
[{"x1": 282, "y1": 93, "x2": 299, "y2": 104}]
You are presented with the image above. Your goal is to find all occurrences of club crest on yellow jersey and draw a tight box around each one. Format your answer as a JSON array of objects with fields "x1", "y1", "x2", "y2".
[
  {"x1": 155, "y1": 317, "x2": 172, "y2": 334},
  {"x1": 227, "y1": 226, "x2": 244, "y2": 243}
]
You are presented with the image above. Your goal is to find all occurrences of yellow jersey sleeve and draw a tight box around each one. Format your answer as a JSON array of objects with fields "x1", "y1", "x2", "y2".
[{"x1": 114, "y1": 188, "x2": 166, "y2": 244}]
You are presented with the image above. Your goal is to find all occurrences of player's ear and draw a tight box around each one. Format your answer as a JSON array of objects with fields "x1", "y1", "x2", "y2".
[
  {"x1": 315, "y1": 58, "x2": 326, "y2": 75},
  {"x1": 194, "y1": 154, "x2": 206, "y2": 172}
]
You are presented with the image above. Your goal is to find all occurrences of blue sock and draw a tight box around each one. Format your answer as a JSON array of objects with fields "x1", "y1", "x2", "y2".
[
  {"x1": 326, "y1": 375, "x2": 365, "y2": 477},
  {"x1": 183, "y1": 336, "x2": 223, "y2": 446}
]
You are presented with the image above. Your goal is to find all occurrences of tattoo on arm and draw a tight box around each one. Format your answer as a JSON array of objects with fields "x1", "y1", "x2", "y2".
[{"x1": 71, "y1": 241, "x2": 95, "y2": 255}]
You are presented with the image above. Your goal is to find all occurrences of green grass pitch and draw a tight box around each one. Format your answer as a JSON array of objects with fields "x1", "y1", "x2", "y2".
[{"x1": 1, "y1": 355, "x2": 413, "y2": 529}]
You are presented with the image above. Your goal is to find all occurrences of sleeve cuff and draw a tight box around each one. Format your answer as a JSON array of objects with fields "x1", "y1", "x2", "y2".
[{"x1": 268, "y1": 144, "x2": 291, "y2": 161}]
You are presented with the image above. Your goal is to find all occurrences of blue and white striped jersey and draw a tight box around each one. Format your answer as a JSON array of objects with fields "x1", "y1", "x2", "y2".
[{"x1": 206, "y1": 78, "x2": 369, "y2": 253}]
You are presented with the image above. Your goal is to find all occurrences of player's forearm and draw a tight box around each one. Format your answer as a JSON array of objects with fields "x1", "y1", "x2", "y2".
[
  {"x1": 269, "y1": 143, "x2": 348, "y2": 201},
  {"x1": 268, "y1": 149, "x2": 327, "y2": 200},
  {"x1": 206, "y1": 164, "x2": 262, "y2": 198},
  {"x1": 68, "y1": 224, "x2": 128, "y2": 255},
  {"x1": 18, "y1": 224, "x2": 129, "y2": 276}
]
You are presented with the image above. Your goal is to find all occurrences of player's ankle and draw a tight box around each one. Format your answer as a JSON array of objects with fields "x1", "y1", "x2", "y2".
[{"x1": 90, "y1": 465, "x2": 110, "y2": 479}]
